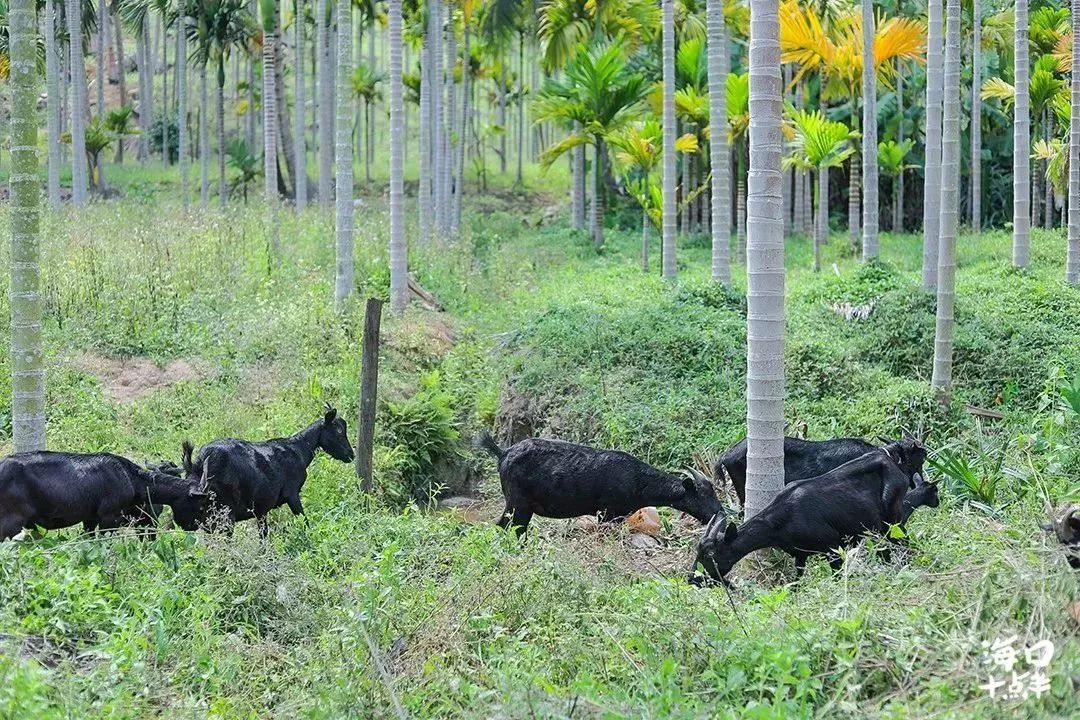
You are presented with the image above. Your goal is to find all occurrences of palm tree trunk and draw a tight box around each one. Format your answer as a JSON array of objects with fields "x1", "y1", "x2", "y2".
[
  {"x1": 498, "y1": 65, "x2": 507, "y2": 174},
  {"x1": 295, "y1": 0, "x2": 308, "y2": 209},
  {"x1": 200, "y1": 62, "x2": 210, "y2": 207},
  {"x1": 10, "y1": 0, "x2": 45, "y2": 451},
  {"x1": 572, "y1": 123, "x2": 585, "y2": 229},
  {"x1": 782, "y1": 64, "x2": 792, "y2": 237},
  {"x1": 178, "y1": 20, "x2": 189, "y2": 208},
  {"x1": 218, "y1": 58, "x2": 227, "y2": 208},
  {"x1": 453, "y1": 22, "x2": 471, "y2": 234},
  {"x1": 1068, "y1": 0, "x2": 1080, "y2": 284},
  {"x1": 318, "y1": 0, "x2": 334, "y2": 205},
  {"x1": 66, "y1": 0, "x2": 89, "y2": 204},
  {"x1": 1013, "y1": 0, "x2": 1031, "y2": 267},
  {"x1": 922, "y1": 0, "x2": 944, "y2": 288},
  {"x1": 932, "y1": 0, "x2": 961, "y2": 402},
  {"x1": 446, "y1": 23, "x2": 459, "y2": 224},
  {"x1": 794, "y1": 80, "x2": 805, "y2": 234},
  {"x1": 389, "y1": 0, "x2": 407, "y2": 312},
  {"x1": 334, "y1": 0, "x2": 354, "y2": 307},
  {"x1": 971, "y1": 0, "x2": 981, "y2": 233},
  {"x1": 708, "y1": 5, "x2": 731, "y2": 284},
  {"x1": 138, "y1": 18, "x2": 151, "y2": 163},
  {"x1": 661, "y1": 0, "x2": 677, "y2": 278},
  {"x1": 847, "y1": 124, "x2": 860, "y2": 248},
  {"x1": 419, "y1": 34, "x2": 432, "y2": 242},
  {"x1": 744, "y1": 0, "x2": 785, "y2": 519},
  {"x1": 515, "y1": 32, "x2": 524, "y2": 187},
  {"x1": 588, "y1": 145, "x2": 597, "y2": 240},
  {"x1": 113, "y1": 6, "x2": 126, "y2": 109},
  {"x1": 861, "y1": 0, "x2": 878, "y2": 259},
  {"x1": 737, "y1": 151, "x2": 747, "y2": 261},
  {"x1": 642, "y1": 177, "x2": 650, "y2": 272},
  {"x1": 1044, "y1": 113, "x2": 1054, "y2": 228},
  {"x1": 895, "y1": 63, "x2": 904, "y2": 232},
  {"x1": 433, "y1": 0, "x2": 448, "y2": 236},
  {"x1": 593, "y1": 139, "x2": 606, "y2": 250},
  {"x1": 274, "y1": 26, "x2": 296, "y2": 199},
  {"x1": 97, "y1": 0, "x2": 106, "y2": 120},
  {"x1": 263, "y1": 0, "x2": 279, "y2": 204},
  {"x1": 680, "y1": 122, "x2": 691, "y2": 233},
  {"x1": 161, "y1": 13, "x2": 169, "y2": 165},
  {"x1": 368, "y1": 11, "x2": 377, "y2": 168},
  {"x1": 45, "y1": 0, "x2": 62, "y2": 207},
  {"x1": 815, "y1": 166, "x2": 828, "y2": 273}
]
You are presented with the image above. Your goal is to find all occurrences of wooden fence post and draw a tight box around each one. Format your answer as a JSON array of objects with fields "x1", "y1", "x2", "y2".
[{"x1": 356, "y1": 297, "x2": 383, "y2": 493}]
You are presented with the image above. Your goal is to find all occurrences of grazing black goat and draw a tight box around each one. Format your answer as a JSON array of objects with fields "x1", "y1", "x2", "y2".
[
  {"x1": 478, "y1": 433, "x2": 722, "y2": 537},
  {"x1": 690, "y1": 449, "x2": 911, "y2": 584},
  {"x1": 1042, "y1": 505, "x2": 1080, "y2": 569},
  {"x1": 122, "y1": 459, "x2": 189, "y2": 536},
  {"x1": 900, "y1": 472, "x2": 940, "y2": 527},
  {"x1": 0, "y1": 451, "x2": 208, "y2": 540},
  {"x1": 182, "y1": 405, "x2": 355, "y2": 538},
  {"x1": 715, "y1": 435, "x2": 928, "y2": 505}
]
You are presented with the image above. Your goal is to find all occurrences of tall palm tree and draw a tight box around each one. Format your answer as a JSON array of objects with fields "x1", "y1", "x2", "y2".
[
  {"x1": 860, "y1": 0, "x2": 877, "y2": 260},
  {"x1": 334, "y1": 0, "x2": 353, "y2": 307},
  {"x1": 534, "y1": 42, "x2": 650, "y2": 252},
  {"x1": 67, "y1": 0, "x2": 89, "y2": 205},
  {"x1": 199, "y1": 50, "x2": 210, "y2": 205},
  {"x1": 318, "y1": 0, "x2": 333, "y2": 205},
  {"x1": 293, "y1": 0, "x2": 307, "y2": 209},
  {"x1": 1069, "y1": 0, "x2": 1080, "y2": 285},
  {"x1": 708, "y1": 0, "x2": 730, "y2": 285},
  {"x1": 971, "y1": 0, "x2": 981, "y2": 232},
  {"x1": 1013, "y1": 0, "x2": 1030, "y2": 269},
  {"x1": 744, "y1": 0, "x2": 785, "y2": 519},
  {"x1": 785, "y1": 109, "x2": 856, "y2": 272},
  {"x1": 389, "y1": 0, "x2": 407, "y2": 312},
  {"x1": 178, "y1": 5, "x2": 190, "y2": 209},
  {"x1": 922, "y1": 0, "x2": 942, "y2": 290},
  {"x1": 45, "y1": 0, "x2": 62, "y2": 207},
  {"x1": 98, "y1": 0, "x2": 107, "y2": 120},
  {"x1": 661, "y1": 0, "x2": 677, "y2": 279},
  {"x1": 418, "y1": 21, "x2": 432, "y2": 243},
  {"x1": 430, "y1": 0, "x2": 445, "y2": 237},
  {"x1": 931, "y1": 0, "x2": 960, "y2": 403},
  {"x1": 261, "y1": 0, "x2": 278, "y2": 204},
  {"x1": 9, "y1": 0, "x2": 44, "y2": 451}
]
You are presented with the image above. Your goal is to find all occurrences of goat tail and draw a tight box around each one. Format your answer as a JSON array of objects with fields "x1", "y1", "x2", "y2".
[
  {"x1": 181, "y1": 440, "x2": 195, "y2": 476},
  {"x1": 476, "y1": 432, "x2": 506, "y2": 462}
]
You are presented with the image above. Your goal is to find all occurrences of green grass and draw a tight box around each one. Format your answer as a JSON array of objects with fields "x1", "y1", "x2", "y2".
[{"x1": 0, "y1": 190, "x2": 1078, "y2": 718}]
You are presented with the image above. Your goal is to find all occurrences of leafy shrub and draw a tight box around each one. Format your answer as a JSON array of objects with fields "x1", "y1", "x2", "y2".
[{"x1": 147, "y1": 113, "x2": 179, "y2": 163}]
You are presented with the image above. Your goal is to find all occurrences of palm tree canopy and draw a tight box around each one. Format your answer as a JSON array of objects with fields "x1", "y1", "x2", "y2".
[
  {"x1": 784, "y1": 107, "x2": 857, "y2": 170},
  {"x1": 877, "y1": 138, "x2": 915, "y2": 177}
]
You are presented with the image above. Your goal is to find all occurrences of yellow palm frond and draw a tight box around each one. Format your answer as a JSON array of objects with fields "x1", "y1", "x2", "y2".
[
  {"x1": 675, "y1": 133, "x2": 699, "y2": 154},
  {"x1": 981, "y1": 77, "x2": 1015, "y2": 106}
]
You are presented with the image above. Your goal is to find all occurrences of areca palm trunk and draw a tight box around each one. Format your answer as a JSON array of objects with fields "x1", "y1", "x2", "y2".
[
  {"x1": 419, "y1": 36, "x2": 432, "y2": 242},
  {"x1": 593, "y1": 139, "x2": 607, "y2": 250},
  {"x1": 737, "y1": 152, "x2": 747, "y2": 261},
  {"x1": 922, "y1": 0, "x2": 943, "y2": 289},
  {"x1": 97, "y1": 0, "x2": 106, "y2": 119},
  {"x1": 433, "y1": 0, "x2": 448, "y2": 237},
  {"x1": 334, "y1": 0, "x2": 354, "y2": 308},
  {"x1": 200, "y1": 62, "x2": 210, "y2": 206},
  {"x1": 571, "y1": 124, "x2": 585, "y2": 229},
  {"x1": 1068, "y1": 0, "x2": 1080, "y2": 285},
  {"x1": 66, "y1": 0, "x2": 89, "y2": 204},
  {"x1": 295, "y1": 0, "x2": 308, "y2": 209},
  {"x1": 453, "y1": 21, "x2": 472, "y2": 233},
  {"x1": 815, "y1": 166, "x2": 828, "y2": 273},
  {"x1": 318, "y1": 0, "x2": 334, "y2": 205},
  {"x1": 389, "y1": 0, "x2": 407, "y2": 312},
  {"x1": 161, "y1": 13, "x2": 169, "y2": 166},
  {"x1": 178, "y1": 20, "x2": 189, "y2": 208},
  {"x1": 138, "y1": 18, "x2": 152, "y2": 163},
  {"x1": 1013, "y1": 0, "x2": 1030, "y2": 268},
  {"x1": 217, "y1": 56, "x2": 228, "y2": 208},
  {"x1": 262, "y1": 0, "x2": 279, "y2": 204},
  {"x1": 861, "y1": 0, "x2": 878, "y2": 259},
  {"x1": 708, "y1": 4, "x2": 731, "y2": 285},
  {"x1": 932, "y1": 0, "x2": 961, "y2": 402},
  {"x1": 794, "y1": 81, "x2": 806, "y2": 234},
  {"x1": 661, "y1": 0, "x2": 677, "y2": 278},
  {"x1": 10, "y1": 0, "x2": 45, "y2": 452},
  {"x1": 744, "y1": 0, "x2": 785, "y2": 519},
  {"x1": 848, "y1": 120, "x2": 859, "y2": 247},
  {"x1": 45, "y1": 0, "x2": 62, "y2": 207},
  {"x1": 971, "y1": 0, "x2": 981, "y2": 232},
  {"x1": 895, "y1": 65, "x2": 904, "y2": 231}
]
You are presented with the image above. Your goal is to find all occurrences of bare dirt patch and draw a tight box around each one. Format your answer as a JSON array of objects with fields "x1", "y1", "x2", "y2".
[{"x1": 74, "y1": 352, "x2": 209, "y2": 403}]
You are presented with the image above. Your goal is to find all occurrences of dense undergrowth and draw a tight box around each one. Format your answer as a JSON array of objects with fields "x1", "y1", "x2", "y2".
[{"x1": 0, "y1": 194, "x2": 1078, "y2": 718}]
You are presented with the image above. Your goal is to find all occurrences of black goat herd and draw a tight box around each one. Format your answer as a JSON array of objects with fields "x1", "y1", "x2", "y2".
[{"x1": 2, "y1": 407, "x2": 1078, "y2": 582}]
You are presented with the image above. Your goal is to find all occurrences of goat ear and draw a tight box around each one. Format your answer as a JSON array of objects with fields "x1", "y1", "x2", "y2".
[
  {"x1": 324, "y1": 406, "x2": 337, "y2": 424},
  {"x1": 724, "y1": 523, "x2": 738, "y2": 542}
]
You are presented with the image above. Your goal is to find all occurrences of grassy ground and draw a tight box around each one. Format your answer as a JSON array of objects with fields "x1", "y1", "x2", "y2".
[{"x1": 0, "y1": 187, "x2": 1078, "y2": 718}]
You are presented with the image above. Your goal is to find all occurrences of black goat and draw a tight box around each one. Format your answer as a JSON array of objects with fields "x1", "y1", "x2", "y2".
[
  {"x1": 690, "y1": 449, "x2": 911, "y2": 584},
  {"x1": 715, "y1": 435, "x2": 927, "y2": 504},
  {"x1": 0, "y1": 451, "x2": 208, "y2": 540},
  {"x1": 1042, "y1": 504, "x2": 1080, "y2": 569},
  {"x1": 901, "y1": 472, "x2": 940, "y2": 526},
  {"x1": 182, "y1": 405, "x2": 355, "y2": 538},
  {"x1": 478, "y1": 433, "x2": 723, "y2": 537}
]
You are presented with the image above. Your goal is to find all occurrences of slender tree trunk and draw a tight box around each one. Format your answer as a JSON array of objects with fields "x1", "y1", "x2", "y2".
[
  {"x1": 97, "y1": 0, "x2": 106, "y2": 120},
  {"x1": 642, "y1": 175, "x2": 650, "y2": 271},
  {"x1": 1068, "y1": 0, "x2": 1080, "y2": 284},
  {"x1": 113, "y1": 7, "x2": 126, "y2": 107},
  {"x1": 794, "y1": 81, "x2": 805, "y2": 233},
  {"x1": 782, "y1": 64, "x2": 792, "y2": 236},
  {"x1": 200, "y1": 62, "x2": 210, "y2": 206},
  {"x1": 295, "y1": 0, "x2": 308, "y2": 209},
  {"x1": 368, "y1": 11, "x2": 377, "y2": 168},
  {"x1": 138, "y1": 18, "x2": 152, "y2": 162},
  {"x1": 419, "y1": 34, "x2": 432, "y2": 242},
  {"x1": 848, "y1": 120, "x2": 860, "y2": 248},
  {"x1": 45, "y1": 0, "x2": 62, "y2": 207},
  {"x1": 515, "y1": 32, "x2": 524, "y2": 187},
  {"x1": 861, "y1": 0, "x2": 878, "y2": 259},
  {"x1": 178, "y1": 20, "x2": 189, "y2": 208},
  {"x1": 334, "y1": 0, "x2": 354, "y2": 307},
  {"x1": 453, "y1": 22, "x2": 471, "y2": 233},
  {"x1": 162, "y1": 14, "x2": 169, "y2": 165},
  {"x1": 389, "y1": 0, "x2": 407, "y2": 312},
  {"x1": 218, "y1": 59, "x2": 227, "y2": 208},
  {"x1": 445, "y1": 22, "x2": 458, "y2": 227},
  {"x1": 432, "y1": 0, "x2": 448, "y2": 236},
  {"x1": 744, "y1": 0, "x2": 785, "y2": 518},
  {"x1": 680, "y1": 121, "x2": 691, "y2": 233},
  {"x1": 318, "y1": 0, "x2": 334, "y2": 205},
  {"x1": 932, "y1": 0, "x2": 961, "y2": 402},
  {"x1": 922, "y1": 0, "x2": 944, "y2": 288},
  {"x1": 1044, "y1": 113, "x2": 1054, "y2": 228},
  {"x1": 588, "y1": 145, "x2": 597, "y2": 240},
  {"x1": 709, "y1": 7, "x2": 731, "y2": 284},
  {"x1": 895, "y1": 63, "x2": 904, "y2": 231},
  {"x1": 1013, "y1": 0, "x2": 1031, "y2": 268},
  {"x1": 593, "y1": 139, "x2": 606, "y2": 250},
  {"x1": 661, "y1": 0, "x2": 677, "y2": 277},
  {"x1": 498, "y1": 65, "x2": 507, "y2": 174},
  {"x1": 274, "y1": 21, "x2": 296, "y2": 199},
  {"x1": 10, "y1": 0, "x2": 45, "y2": 451},
  {"x1": 737, "y1": 152, "x2": 747, "y2": 261},
  {"x1": 572, "y1": 123, "x2": 585, "y2": 229},
  {"x1": 263, "y1": 0, "x2": 281, "y2": 245},
  {"x1": 971, "y1": 0, "x2": 981, "y2": 232},
  {"x1": 815, "y1": 166, "x2": 828, "y2": 272},
  {"x1": 66, "y1": 0, "x2": 89, "y2": 204}
]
